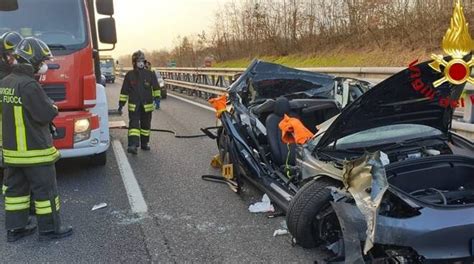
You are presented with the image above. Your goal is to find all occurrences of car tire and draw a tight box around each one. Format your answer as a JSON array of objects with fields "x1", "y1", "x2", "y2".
[
  {"x1": 286, "y1": 176, "x2": 339, "y2": 248},
  {"x1": 90, "y1": 151, "x2": 107, "y2": 166}
]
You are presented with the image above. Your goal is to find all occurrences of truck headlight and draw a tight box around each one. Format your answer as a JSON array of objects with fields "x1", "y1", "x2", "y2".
[
  {"x1": 74, "y1": 118, "x2": 91, "y2": 143},
  {"x1": 74, "y1": 119, "x2": 90, "y2": 133}
]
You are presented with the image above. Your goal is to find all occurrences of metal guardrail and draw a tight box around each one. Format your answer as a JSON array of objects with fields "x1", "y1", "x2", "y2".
[
  {"x1": 117, "y1": 67, "x2": 474, "y2": 126},
  {"x1": 154, "y1": 67, "x2": 404, "y2": 98}
]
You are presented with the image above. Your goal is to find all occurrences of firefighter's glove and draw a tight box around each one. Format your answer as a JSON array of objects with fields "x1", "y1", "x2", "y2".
[
  {"x1": 118, "y1": 105, "x2": 123, "y2": 115},
  {"x1": 49, "y1": 122, "x2": 58, "y2": 137}
]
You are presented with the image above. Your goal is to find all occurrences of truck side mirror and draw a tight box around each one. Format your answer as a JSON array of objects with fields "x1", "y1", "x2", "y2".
[
  {"x1": 0, "y1": 0, "x2": 18, "y2": 11},
  {"x1": 98, "y1": 17, "x2": 117, "y2": 45},
  {"x1": 96, "y1": 0, "x2": 114, "y2": 15}
]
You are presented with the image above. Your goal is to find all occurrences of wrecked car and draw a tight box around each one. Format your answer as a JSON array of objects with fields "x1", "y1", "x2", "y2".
[
  {"x1": 206, "y1": 57, "x2": 474, "y2": 262},
  {"x1": 203, "y1": 2, "x2": 474, "y2": 262}
]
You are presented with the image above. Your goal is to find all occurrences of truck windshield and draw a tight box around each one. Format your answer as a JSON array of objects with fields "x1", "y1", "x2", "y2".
[
  {"x1": 0, "y1": 0, "x2": 87, "y2": 52},
  {"x1": 100, "y1": 60, "x2": 113, "y2": 74}
]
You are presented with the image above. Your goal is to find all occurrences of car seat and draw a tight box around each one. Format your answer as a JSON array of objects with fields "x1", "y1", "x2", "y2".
[{"x1": 265, "y1": 97, "x2": 296, "y2": 166}]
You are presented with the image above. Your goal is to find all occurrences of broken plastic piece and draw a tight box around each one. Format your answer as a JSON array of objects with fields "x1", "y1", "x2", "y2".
[
  {"x1": 273, "y1": 229, "x2": 289, "y2": 237},
  {"x1": 248, "y1": 194, "x2": 275, "y2": 213},
  {"x1": 380, "y1": 151, "x2": 390, "y2": 166},
  {"x1": 92, "y1": 202, "x2": 108, "y2": 211}
]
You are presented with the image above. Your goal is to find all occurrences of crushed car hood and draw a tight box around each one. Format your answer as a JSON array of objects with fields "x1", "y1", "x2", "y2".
[
  {"x1": 316, "y1": 60, "x2": 465, "y2": 148},
  {"x1": 228, "y1": 60, "x2": 335, "y2": 103}
]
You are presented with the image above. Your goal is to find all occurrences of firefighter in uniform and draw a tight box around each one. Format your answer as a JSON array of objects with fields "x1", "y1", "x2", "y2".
[
  {"x1": 0, "y1": 37, "x2": 72, "y2": 242},
  {"x1": 118, "y1": 51, "x2": 160, "y2": 154},
  {"x1": 1, "y1": 32, "x2": 24, "y2": 197}
]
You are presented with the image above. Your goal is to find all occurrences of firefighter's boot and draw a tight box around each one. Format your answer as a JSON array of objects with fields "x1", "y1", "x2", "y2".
[
  {"x1": 127, "y1": 146, "x2": 138, "y2": 155},
  {"x1": 7, "y1": 224, "x2": 37, "y2": 242},
  {"x1": 39, "y1": 225, "x2": 73, "y2": 241},
  {"x1": 141, "y1": 143, "x2": 151, "y2": 151}
]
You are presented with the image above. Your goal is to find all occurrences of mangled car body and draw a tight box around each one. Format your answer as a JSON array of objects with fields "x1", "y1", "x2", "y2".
[
  {"x1": 205, "y1": 2, "x2": 474, "y2": 263},
  {"x1": 207, "y1": 59, "x2": 474, "y2": 262}
]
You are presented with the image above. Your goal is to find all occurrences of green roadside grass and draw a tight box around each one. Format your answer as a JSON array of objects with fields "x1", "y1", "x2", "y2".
[{"x1": 212, "y1": 49, "x2": 433, "y2": 68}]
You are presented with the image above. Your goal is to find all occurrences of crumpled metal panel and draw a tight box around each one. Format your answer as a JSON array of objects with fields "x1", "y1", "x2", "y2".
[
  {"x1": 342, "y1": 151, "x2": 389, "y2": 254},
  {"x1": 228, "y1": 60, "x2": 335, "y2": 102},
  {"x1": 331, "y1": 201, "x2": 366, "y2": 264}
]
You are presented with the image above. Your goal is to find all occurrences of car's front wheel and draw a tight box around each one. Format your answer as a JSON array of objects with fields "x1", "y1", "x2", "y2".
[{"x1": 286, "y1": 176, "x2": 341, "y2": 248}]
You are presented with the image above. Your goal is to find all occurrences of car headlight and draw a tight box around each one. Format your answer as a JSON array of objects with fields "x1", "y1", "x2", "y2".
[{"x1": 74, "y1": 119, "x2": 90, "y2": 133}]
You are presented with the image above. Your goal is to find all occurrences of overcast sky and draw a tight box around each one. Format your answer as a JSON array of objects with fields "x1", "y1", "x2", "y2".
[{"x1": 100, "y1": 0, "x2": 232, "y2": 58}]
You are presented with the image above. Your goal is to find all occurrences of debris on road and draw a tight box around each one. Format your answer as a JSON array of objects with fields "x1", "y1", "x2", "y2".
[
  {"x1": 92, "y1": 202, "x2": 108, "y2": 211},
  {"x1": 248, "y1": 194, "x2": 275, "y2": 213},
  {"x1": 273, "y1": 229, "x2": 289, "y2": 237}
]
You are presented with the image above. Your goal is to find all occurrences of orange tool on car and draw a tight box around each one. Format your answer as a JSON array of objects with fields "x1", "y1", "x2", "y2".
[{"x1": 279, "y1": 114, "x2": 314, "y2": 145}]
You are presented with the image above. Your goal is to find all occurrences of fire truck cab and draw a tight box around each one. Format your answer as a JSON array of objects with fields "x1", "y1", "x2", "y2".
[{"x1": 0, "y1": 0, "x2": 117, "y2": 166}]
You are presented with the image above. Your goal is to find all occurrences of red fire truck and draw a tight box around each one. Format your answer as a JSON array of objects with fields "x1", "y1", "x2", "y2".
[{"x1": 0, "y1": 0, "x2": 117, "y2": 165}]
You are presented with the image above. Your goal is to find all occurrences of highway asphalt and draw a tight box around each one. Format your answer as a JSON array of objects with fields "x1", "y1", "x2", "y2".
[{"x1": 0, "y1": 81, "x2": 327, "y2": 263}]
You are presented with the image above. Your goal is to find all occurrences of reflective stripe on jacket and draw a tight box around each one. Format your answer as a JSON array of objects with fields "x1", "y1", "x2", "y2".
[
  {"x1": 0, "y1": 64, "x2": 59, "y2": 167},
  {"x1": 119, "y1": 68, "x2": 160, "y2": 112}
]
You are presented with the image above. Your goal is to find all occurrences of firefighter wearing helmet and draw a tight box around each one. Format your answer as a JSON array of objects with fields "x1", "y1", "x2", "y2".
[
  {"x1": 0, "y1": 31, "x2": 23, "y2": 79},
  {"x1": 0, "y1": 37, "x2": 73, "y2": 242},
  {"x1": 118, "y1": 50, "x2": 160, "y2": 154},
  {"x1": 0, "y1": 31, "x2": 24, "y2": 192}
]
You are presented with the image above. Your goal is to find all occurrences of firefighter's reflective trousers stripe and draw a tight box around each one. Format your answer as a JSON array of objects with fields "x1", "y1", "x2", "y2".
[
  {"x1": 3, "y1": 165, "x2": 61, "y2": 232},
  {"x1": 128, "y1": 103, "x2": 152, "y2": 147}
]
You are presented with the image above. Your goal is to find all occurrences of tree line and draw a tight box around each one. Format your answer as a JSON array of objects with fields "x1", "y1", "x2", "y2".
[{"x1": 119, "y1": 0, "x2": 474, "y2": 67}]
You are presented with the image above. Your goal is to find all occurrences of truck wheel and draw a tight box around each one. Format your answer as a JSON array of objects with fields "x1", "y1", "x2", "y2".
[
  {"x1": 90, "y1": 151, "x2": 107, "y2": 166},
  {"x1": 286, "y1": 177, "x2": 339, "y2": 248}
]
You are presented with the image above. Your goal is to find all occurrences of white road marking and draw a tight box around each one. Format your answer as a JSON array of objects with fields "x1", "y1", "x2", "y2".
[
  {"x1": 112, "y1": 140, "x2": 148, "y2": 214},
  {"x1": 168, "y1": 93, "x2": 215, "y2": 112}
]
